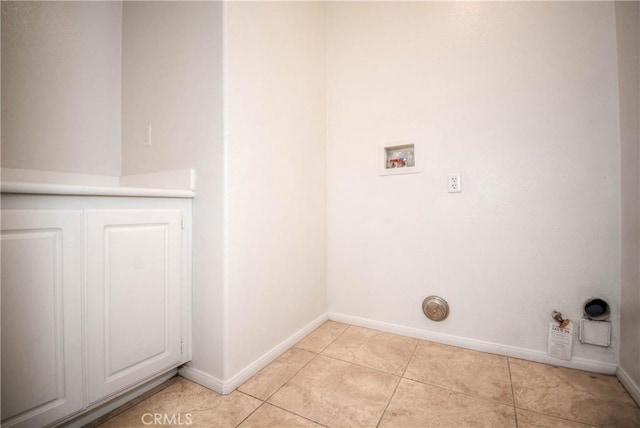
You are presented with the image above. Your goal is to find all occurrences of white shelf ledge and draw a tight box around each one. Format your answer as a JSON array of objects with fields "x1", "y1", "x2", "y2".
[{"x1": 1, "y1": 181, "x2": 195, "y2": 198}]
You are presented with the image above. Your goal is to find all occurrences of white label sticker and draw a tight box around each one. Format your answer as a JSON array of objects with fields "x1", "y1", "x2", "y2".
[{"x1": 547, "y1": 321, "x2": 573, "y2": 360}]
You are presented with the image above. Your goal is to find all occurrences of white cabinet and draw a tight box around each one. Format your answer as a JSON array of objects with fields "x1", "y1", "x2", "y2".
[
  {"x1": 86, "y1": 210, "x2": 183, "y2": 403},
  {"x1": 1, "y1": 197, "x2": 191, "y2": 428},
  {"x1": 1, "y1": 211, "x2": 84, "y2": 427}
]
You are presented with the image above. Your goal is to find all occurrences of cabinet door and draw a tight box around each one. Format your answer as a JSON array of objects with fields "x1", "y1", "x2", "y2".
[
  {"x1": 1, "y1": 210, "x2": 84, "y2": 428},
  {"x1": 86, "y1": 210, "x2": 183, "y2": 404}
]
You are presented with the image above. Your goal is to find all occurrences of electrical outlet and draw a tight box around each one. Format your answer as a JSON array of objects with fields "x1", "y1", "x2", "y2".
[{"x1": 448, "y1": 173, "x2": 461, "y2": 193}]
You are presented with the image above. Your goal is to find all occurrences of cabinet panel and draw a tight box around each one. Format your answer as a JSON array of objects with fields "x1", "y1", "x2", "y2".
[
  {"x1": 106, "y1": 224, "x2": 169, "y2": 375},
  {"x1": 1, "y1": 211, "x2": 83, "y2": 427},
  {"x1": 86, "y1": 210, "x2": 182, "y2": 404}
]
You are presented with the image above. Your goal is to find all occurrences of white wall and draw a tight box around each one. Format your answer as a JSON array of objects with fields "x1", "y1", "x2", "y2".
[
  {"x1": 120, "y1": 2, "x2": 225, "y2": 379},
  {"x1": 616, "y1": 1, "x2": 640, "y2": 392},
  {"x1": 2, "y1": 0, "x2": 634, "y2": 391},
  {"x1": 1, "y1": 1, "x2": 122, "y2": 175},
  {"x1": 224, "y1": 1, "x2": 326, "y2": 378},
  {"x1": 326, "y1": 2, "x2": 621, "y2": 366}
]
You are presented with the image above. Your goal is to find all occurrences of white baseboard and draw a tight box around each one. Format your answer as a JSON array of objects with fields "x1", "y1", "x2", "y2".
[
  {"x1": 180, "y1": 313, "x2": 328, "y2": 394},
  {"x1": 617, "y1": 366, "x2": 640, "y2": 406},
  {"x1": 328, "y1": 312, "x2": 618, "y2": 375},
  {"x1": 178, "y1": 366, "x2": 226, "y2": 394}
]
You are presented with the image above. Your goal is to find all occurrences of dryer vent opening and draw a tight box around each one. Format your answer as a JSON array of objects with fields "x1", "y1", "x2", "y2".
[{"x1": 583, "y1": 298, "x2": 610, "y2": 321}]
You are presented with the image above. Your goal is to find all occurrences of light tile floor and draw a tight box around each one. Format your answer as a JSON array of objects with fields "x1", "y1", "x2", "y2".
[{"x1": 96, "y1": 321, "x2": 640, "y2": 427}]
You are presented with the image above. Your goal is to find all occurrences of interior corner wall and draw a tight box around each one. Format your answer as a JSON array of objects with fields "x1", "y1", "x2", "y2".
[
  {"x1": 121, "y1": 2, "x2": 225, "y2": 379},
  {"x1": 1, "y1": 1, "x2": 122, "y2": 175},
  {"x1": 326, "y1": 2, "x2": 621, "y2": 366},
  {"x1": 224, "y1": 1, "x2": 327, "y2": 378},
  {"x1": 616, "y1": 1, "x2": 640, "y2": 388}
]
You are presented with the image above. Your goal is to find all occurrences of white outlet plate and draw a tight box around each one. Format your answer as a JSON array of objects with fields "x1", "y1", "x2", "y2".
[{"x1": 448, "y1": 173, "x2": 461, "y2": 193}]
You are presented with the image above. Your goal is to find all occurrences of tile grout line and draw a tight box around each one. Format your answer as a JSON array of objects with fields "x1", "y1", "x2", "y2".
[
  {"x1": 400, "y1": 375, "x2": 517, "y2": 408},
  {"x1": 261, "y1": 350, "x2": 404, "y2": 428},
  {"x1": 507, "y1": 359, "x2": 606, "y2": 427},
  {"x1": 236, "y1": 348, "x2": 316, "y2": 399},
  {"x1": 507, "y1": 357, "x2": 519, "y2": 427},
  {"x1": 222, "y1": 324, "x2": 334, "y2": 428},
  {"x1": 263, "y1": 351, "x2": 321, "y2": 402},
  {"x1": 296, "y1": 324, "x2": 515, "y2": 423},
  {"x1": 235, "y1": 389, "x2": 266, "y2": 403},
  {"x1": 313, "y1": 352, "x2": 405, "y2": 381},
  {"x1": 253, "y1": 324, "x2": 431, "y2": 403},
  {"x1": 258, "y1": 323, "x2": 371, "y2": 427},
  {"x1": 319, "y1": 352, "x2": 406, "y2": 378},
  {"x1": 235, "y1": 367, "x2": 329, "y2": 428},
  {"x1": 174, "y1": 388, "x2": 254, "y2": 417},
  {"x1": 233, "y1": 399, "x2": 265, "y2": 428},
  {"x1": 317, "y1": 323, "x2": 352, "y2": 354},
  {"x1": 263, "y1": 352, "x2": 330, "y2": 427},
  {"x1": 375, "y1": 339, "x2": 420, "y2": 428},
  {"x1": 266, "y1": 401, "x2": 331, "y2": 428},
  {"x1": 506, "y1": 359, "x2": 602, "y2": 428},
  {"x1": 398, "y1": 339, "x2": 517, "y2": 407},
  {"x1": 312, "y1": 333, "x2": 514, "y2": 408},
  {"x1": 292, "y1": 323, "x2": 350, "y2": 355},
  {"x1": 239, "y1": 322, "x2": 349, "y2": 402},
  {"x1": 400, "y1": 340, "x2": 421, "y2": 379},
  {"x1": 512, "y1": 406, "x2": 602, "y2": 428},
  {"x1": 247, "y1": 323, "x2": 340, "y2": 427}
]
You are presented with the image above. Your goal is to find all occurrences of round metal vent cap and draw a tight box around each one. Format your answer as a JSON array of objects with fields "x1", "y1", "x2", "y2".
[{"x1": 422, "y1": 296, "x2": 449, "y2": 321}]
